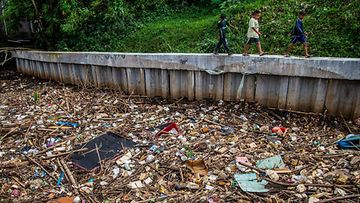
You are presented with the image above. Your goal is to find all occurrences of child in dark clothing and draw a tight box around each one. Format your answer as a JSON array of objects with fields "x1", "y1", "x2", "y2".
[
  {"x1": 285, "y1": 11, "x2": 310, "y2": 58},
  {"x1": 214, "y1": 14, "x2": 232, "y2": 55}
]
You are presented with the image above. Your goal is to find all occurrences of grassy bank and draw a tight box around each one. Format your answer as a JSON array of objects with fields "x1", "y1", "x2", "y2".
[{"x1": 118, "y1": 0, "x2": 360, "y2": 57}]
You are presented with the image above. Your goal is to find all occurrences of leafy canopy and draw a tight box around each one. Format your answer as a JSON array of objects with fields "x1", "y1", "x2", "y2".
[{"x1": 3, "y1": 0, "x2": 360, "y2": 57}]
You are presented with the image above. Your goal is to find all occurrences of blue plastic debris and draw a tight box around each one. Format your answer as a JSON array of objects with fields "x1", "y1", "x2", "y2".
[
  {"x1": 56, "y1": 171, "x2": 65, "y2": 187},
  {"x1": 56, "y1": 121, "x2": 79, "y2": 128},
  {"x1": 256, "y1": 155, "x2": 286, "y2": 169},
  {"x1": 149, "y1": 145, "x2": 164, "y2": 153},
  {"x1": 337, "y1": 134, "x2": 360, "y2": 150},
  {"x1": 34, "y1": 167, "x2": 46, "y2": 178},
  {"x1": 220, "y1": 126, "x2": 235, "y2": 136},
  {"x1": 234, "y1": 173, "x2": 269, "y2": 193}
]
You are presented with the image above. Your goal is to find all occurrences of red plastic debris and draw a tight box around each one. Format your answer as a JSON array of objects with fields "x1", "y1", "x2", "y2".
[
  {"x1": 272, "y1": 127, "x2": 288, "y2": 135},
  {"x1": 156, "y1": 122, "x2": 179, "y2": 137}
]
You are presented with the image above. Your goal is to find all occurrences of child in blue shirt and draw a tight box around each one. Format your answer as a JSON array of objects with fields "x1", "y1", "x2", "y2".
[{"x1": 285, "y1": 11, "x2": 310, "y2": 58}]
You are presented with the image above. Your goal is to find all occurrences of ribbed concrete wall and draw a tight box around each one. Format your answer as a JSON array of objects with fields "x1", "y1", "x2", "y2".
[{"x1": 13, "y1": 51, "x2": 360, "y2": 118}]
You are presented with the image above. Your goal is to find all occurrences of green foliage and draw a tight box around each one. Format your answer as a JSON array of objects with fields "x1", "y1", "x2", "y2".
[
  {"x1": 56, "y1": 0, "x2": 133, "y2": 51},
  {"x1": 2, "y1": 0, "x2": 35, "y2": 35},
  {"x1": 119, "y1": 9, "x2": 217, "y2": 53},
  {"x1": 33, "y1": 91, "x2": 40, "y2": 104},
  {"x1": 216, "y1": 0, "x2": 360, "y2": 57},
  {"x1": 3, "y1": 0, "x2": 360, "y2": 57},
  {"x1": 184, "y1": 146, "x2": 195, "y2": 159}
]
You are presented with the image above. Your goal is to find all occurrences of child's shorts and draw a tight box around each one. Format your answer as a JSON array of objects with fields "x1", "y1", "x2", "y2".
[
  {"x1": 246, "y1": 38, "x2": 260, "y2": 44},
  {"x1": 291, "y1": 35, "x2": 306, "y2": 44}
]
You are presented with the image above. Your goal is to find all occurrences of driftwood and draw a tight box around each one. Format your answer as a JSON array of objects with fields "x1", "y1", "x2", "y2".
[
  {"x1": 0, "y1": 49, "x2": 13, "y2": 66},
  {"x1": 0, "y1": 70, "x2": 358, "y2": 202},
  {"x1": 59, "y1": 158, "x2": 79, "y2": 195},
  {"x1": 318, "y1": 194, "x2": 360, "y2": 203}
]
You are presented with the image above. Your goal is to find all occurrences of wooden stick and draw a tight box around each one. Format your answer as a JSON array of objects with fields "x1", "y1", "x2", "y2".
[
  {"x1": 320, "y1": 153, "x2": 351, "y2": 158},
  {"x1": 341, "y1": 113, "x2": 353, "y2": 134},
  {"x1": 0, "y1": 160, "x2": 29, "y2": 168},
  {"x1": 0, "y1": 127, "x2": 17, "y2": 141},
  {"x1": 56, "y1": 158, "x2": 69, "y2": 187},
  {"x1": 265, "y1": 178, "x2": 355, "y2": 189},
  {"x1": 0, "y1": 50, "x2": 13, "y2": 66},
  {"x1": 65, "y1": 97, "x2": 70, "y2": 113},
  {"x1": 134, "y1": 194, "x2": 177, "y2": 203},
  {"x1": 264, "y1": 109, "x2": 283, "y2": 121},
  {"x1": 174, "y1": 97, "x2": 184, "y2": 104},
  {"x1": 11, "y1": 176, "x2": 26, "y2": 188},
  {"x1": 48, "y1": 95, "x2": 73, "y2": 118},
  {"x1": 49, "y1": 125, "x2": 63, "y2": 135},
  {"x1": 95, "y1": 143, "x2": 102, "y2": 172},
  {"x1": 304, "y1": 183, "x2": 355, "y2": 189},
  {"x1": 23, "y1": 121, "x2": 33, "y2": 141},
  {"x1": 203, "y1": 118, "x2": 225, "y2": 127},
  {"x1": 236, "y1": 161, "x2": 266, "y2": 173},
  {"x1": 0, "y1": 119, "x2": 32, "y2": 141},
  {"x1": 42, "y1": 148, "x2": 88, "y2": 160},
  {"x1": 179, "y1": 167, "x2": 184, "y2": 182},
  {"x1": 267, "y1": 107, "x2": 318, "y2": 115},
  {"x1": 318, "y1": 194, "x2": 360, "y2": 203},
  {"x1": 59, "y1": 158, "x2": 79, "y2": 195},
  {"x1": 37, "y1": 128, "x2": 57, "y2": 132},
  {"x1": 25, "y1": 155, "x2": 58, "y2": 182}
]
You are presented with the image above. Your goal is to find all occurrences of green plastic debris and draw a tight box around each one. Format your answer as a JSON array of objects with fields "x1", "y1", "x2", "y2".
[
  {"x1": 234, "y1": 173, "x2": 269, "y2": 193},
  {"x1": 256, "y1": 155, "x2": 285, "y2": 169},
  {"x1": 33, "y1": 91, "x2": 40, "y2": 104}
]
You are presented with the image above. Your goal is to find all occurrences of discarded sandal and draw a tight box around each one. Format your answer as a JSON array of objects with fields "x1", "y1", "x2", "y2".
[{"x1": 336, "y1": 134, "x2": 360, "y2": 150}]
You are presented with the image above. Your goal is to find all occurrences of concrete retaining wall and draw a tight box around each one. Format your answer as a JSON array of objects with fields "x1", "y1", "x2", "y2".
[{"x1": 13, "y1": 51, "x2": 360, "y2": 118}]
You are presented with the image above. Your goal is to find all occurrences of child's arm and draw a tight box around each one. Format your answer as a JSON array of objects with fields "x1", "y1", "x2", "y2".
[
  {"x1": 288, "y1": 26, "x2": 295, "y2": 36},
  {"x1": 252, "y1": 27, "x2": 261, "y2": 36}
]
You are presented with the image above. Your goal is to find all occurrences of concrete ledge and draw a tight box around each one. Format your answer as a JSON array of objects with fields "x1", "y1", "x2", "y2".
[
  {"x1": 13, "y1": 51, "x2": 360, "y2": 118},
  {"x1": 13, "y1": 51, "x2": 360, "y2": 80}
]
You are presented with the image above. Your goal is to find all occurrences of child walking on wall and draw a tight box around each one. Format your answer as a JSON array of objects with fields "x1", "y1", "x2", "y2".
[
  {"x1": 214, "y1": 14, "x2": 232, "y2": 55},
  {"x1": 285, "y1": 11, "x2": 310, "y2": 58},
  {"x1": 243, "y1": 10, "x2": 265, "y2": 56}
]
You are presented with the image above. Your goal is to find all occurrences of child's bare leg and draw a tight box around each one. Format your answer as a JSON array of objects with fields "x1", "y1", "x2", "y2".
[
  {"x1": 285, "y1": 43, "x2": 294, "y2": 56},
  {"x1": 303, "y1": 43, "x2": 310, "y2": 57},
  {"x1": 256, "y1": 42, "x2": 264, "y2": 55},
  {"x1": 243, "y1": 44, "x2": 250, "y2": 55}
]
